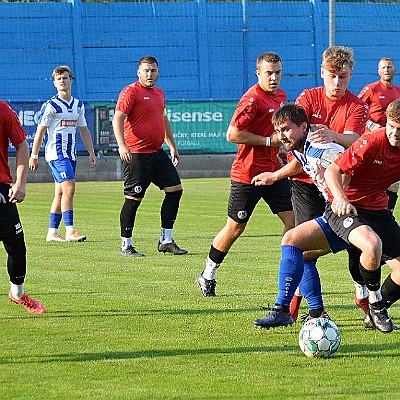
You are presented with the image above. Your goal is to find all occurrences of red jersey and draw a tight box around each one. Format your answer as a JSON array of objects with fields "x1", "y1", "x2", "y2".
[
  {"x1": 358, "y1": 80, "x2": 400, "y2": 127},
  {"x1": 292, "y1": 87, "x2": 368, "y2": 184},
  {"x1": 330, "y1": 128, "x2": 400, "y2": 210},
  {"x1": 230, "y1": 84, "x2": 286, "y2": 183},
  {"x1": 0, "y1": 101, "x2": 26, "y2": 185},
  {"x1": 116, "y1": 81, "x2": 166, "y2": 153}
]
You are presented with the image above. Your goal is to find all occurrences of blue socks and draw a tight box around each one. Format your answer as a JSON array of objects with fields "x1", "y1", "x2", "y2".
[
  {"x1": 276, "y1": 245, "x2": 305, "y2": 306},
  {"x1": 49, "y1": 213, "x2": 62, "y2": 229},
  {"x1": 62, "y1": 210, "x2": 74, "y2": 227},
  {"x1": 299, "y1": 260, "x2": 324, "y2": 310}
]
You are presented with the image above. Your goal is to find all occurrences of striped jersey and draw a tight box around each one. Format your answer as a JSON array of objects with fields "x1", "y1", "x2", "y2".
[
  {"x1": 38, "y1": 95, "x2": 87, "y2": 162},
  {"x1": 292, "y1": 131, "x2": 345, "y2": 199}
]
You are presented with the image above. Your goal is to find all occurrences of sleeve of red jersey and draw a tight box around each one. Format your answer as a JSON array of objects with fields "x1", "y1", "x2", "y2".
[
  {"x1": 343, "y1": 102, "x2": 369, "y2": 135},
  {"x1": 116, "y1": 85, "x2": 136, "y2": 115},
  {"x1": 6, "y1": 104, "x2": 26, "y2": 147},
  {"x1": 334, "y1": 134, "x2": 373, "y2": 175},
  {"x1": 358, "y1": 85, "x2": 371, "y2": 102},
  {"x1": 231, "y1": 96, "x2": 258, "y2": 131}
]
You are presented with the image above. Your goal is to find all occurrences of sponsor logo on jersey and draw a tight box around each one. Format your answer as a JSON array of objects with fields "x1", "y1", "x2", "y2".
[
  {"x1": 312, "y1": 113, "x2": 322, "y2": 119},
  {"x1": 60, "y1": 120, "x2": 77, "y2": 127},
  {"x1": 144, "y1": 97, "x2": 150, "y2": 100},
  {"x1": 134, "y1": 185, "x2": 143, "y2": 193},
  {"x1": 237, "y1": 210, "x2": 247, "y2": 220},
  {"x1": 269, "y1": 108, "x2": 275, "y2": 113},
  {"x1": 343, "y1": 217, "x2": 353, "y2": 229},
  {"x1": 373, "y1": 160, "x2": 383, "y2": 164}
]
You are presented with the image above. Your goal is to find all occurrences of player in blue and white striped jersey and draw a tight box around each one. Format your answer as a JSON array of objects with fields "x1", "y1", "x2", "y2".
[
  {"x1": 251, "y1": 104, "x2": 346, "y2": 326},
  {"x1": 29, "y1": 66, "x2": 97, "y2": 242}
]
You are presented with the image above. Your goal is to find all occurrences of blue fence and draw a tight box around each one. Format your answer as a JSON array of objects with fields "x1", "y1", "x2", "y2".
[{"x1": 1, "y1": 0, "x2": 399, "y2": 104}]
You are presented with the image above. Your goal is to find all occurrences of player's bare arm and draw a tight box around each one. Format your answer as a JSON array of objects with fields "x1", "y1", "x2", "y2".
[
  {"x1": 325, "y1": 161, "x2": 357, "y2": 217},
  {"x1": 112, "y1": 110, "x2": 131, "y2": 163},
  {"x1": 164, "y1": 116, "x2": 180, "y2": 167},
  {"x1": 9, "y1": 140, "x2": 29, "y2": 203},
  {"x1": 78, "y1": 126, "x2": 97, "y2": 168},
  {"x1": 226, "y1": 125, "x2": 279, "y2": 146},
  {"x1": 251, "y1": 158, "x2": 303, "y2": 186},
  {"x1": 29, "y1": 124, "x2": 47, "y2": 171}
]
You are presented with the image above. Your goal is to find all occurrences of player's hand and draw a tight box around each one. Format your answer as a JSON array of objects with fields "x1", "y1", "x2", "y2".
[
  {"x1": 309, "y1": 124, "x2": 335, "y2": 144},
  {"x1": 29, "y1": 158, "x2": 38, "y2": 171},
  {"x1": 277, "y1": 147, "x2": 288, "y2": 166},
  {"x1": 251, "y1": 172, "x2": 276, "y2": 186},
  {"x1": 170, "y1": 149, "x2": 180, "y2": 167},
  {"x1": 118, "y1": 144, "x2": 131, "y2": 163},
  {"x1": 8, "y1": 184, "x2": 26, "y2": 203},
  {"x1": 89, "y1": 154, "x2": 97, "y2": 168},
  {"x1": 331, "y1": 197, "x2": 357, "y2": 217}
]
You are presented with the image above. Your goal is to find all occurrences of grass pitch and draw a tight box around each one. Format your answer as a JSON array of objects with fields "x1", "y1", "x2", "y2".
[{"x1": 1, "y1": 178, "x2": 399, "y2": 399}]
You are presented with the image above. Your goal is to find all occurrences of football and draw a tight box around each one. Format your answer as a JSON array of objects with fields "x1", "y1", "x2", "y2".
[{"x1": 299, "y1": 317, "x2": 341, "y2": 358}]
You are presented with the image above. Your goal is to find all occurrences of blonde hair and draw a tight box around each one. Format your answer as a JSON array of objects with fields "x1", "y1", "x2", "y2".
[
  {"x1": 386, "y1": 99, "x2": 400, "y2": 123},
  {"x1": 52, "y1": 65, "x2": 73, "y2": 80},
  {"x1": 322, "y1": 46, "x2": 354, "y2": 72}
]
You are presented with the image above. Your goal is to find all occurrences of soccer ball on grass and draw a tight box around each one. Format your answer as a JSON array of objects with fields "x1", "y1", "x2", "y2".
[{"x1": 299, "y1": 317, "x2": 341, "y2": 358}]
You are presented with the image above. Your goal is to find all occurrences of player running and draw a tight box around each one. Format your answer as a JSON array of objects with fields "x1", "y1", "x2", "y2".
[
  {"x1": 196, "y1": 52, "x2": 294, "y2": 297},
  {"x1": 253, "y1": 100, "x2": 400, "y2": 333}
]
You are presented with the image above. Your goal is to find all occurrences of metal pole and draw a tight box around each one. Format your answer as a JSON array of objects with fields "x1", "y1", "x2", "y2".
[{"x1": 329, "y1": 0, "x2": 336, "y2": 46}]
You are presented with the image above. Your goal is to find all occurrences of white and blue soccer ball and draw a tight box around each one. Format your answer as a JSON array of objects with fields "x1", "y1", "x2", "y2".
[{"x1": 299, "y1": 317, "x2": 341, "y2": 358}]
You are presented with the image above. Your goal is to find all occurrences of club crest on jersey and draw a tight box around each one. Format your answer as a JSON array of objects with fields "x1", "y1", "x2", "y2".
[
  {"x1": 343, "y1": 217, "x2": 353, "y2": 229},
  {"x1": 134, "y1": 185, "x2": 143, "y2": 194},
  {"x1": 237, "y1": 210, "x2": 247, "y2": 220}
]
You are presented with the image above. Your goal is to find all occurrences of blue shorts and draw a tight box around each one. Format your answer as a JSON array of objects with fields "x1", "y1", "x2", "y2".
[
  {"x1": 48, "y1": 158, "x2": 77, "y2": 183},
  {"x1": 314, "y1": 214, "x2": 353, "y2": 254}
]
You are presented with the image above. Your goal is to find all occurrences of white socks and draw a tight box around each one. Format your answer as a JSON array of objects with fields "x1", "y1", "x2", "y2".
[
  {"x1": 65, "y1": 226, "x2": 75, "y2": 235},
  {"x1": 160, "y1": 228, "x2": 173, "y2": 244},
  {"x1": 10, "y1": 283, "x2": 24, "y2": 299},
  {"x1": 368, "y1": 288, "x2": 382, "y2": 305},
  {"x1": 294, "y1": 287, "x2": 302, "y2": 297},
  {"x1": 354, "y1": 281, "x2": 368, "y2": 299},
  {"x1": 203, "y1": 257, "x2": 220, "y2": 280},
  {"x1": 121, "y1": 237, "x2": 132, "y2": 248}
]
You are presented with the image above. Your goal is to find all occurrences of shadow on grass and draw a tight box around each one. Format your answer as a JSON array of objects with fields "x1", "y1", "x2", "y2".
[
  {"x1": 1, "y1": 341, "x2": 399, "y2": 364},
  {"x1": 0, "y1": 344, "x2": 298, "y2": 364}
]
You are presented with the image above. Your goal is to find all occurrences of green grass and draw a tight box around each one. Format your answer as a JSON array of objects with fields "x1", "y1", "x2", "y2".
[{"x1": 1, "y1": 178, "x2": 399, "y2": 399}]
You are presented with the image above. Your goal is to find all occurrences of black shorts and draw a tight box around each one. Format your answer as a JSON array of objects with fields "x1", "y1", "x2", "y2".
[
  {"x1": 291, "y1": 180, "x2": 326, "y2": 226},
  {"x1": 0, "y1": 184, "x2": 25, "y2": 245},
  {"x1": 325, "y1": 203, "x2": 400, "y2": 262},
  {"x1": 228, "y1": 179, "x2": 292, "y2": 223},
  {"x1": 123, "y1": 149, "x2": 181, "y2": 198}
]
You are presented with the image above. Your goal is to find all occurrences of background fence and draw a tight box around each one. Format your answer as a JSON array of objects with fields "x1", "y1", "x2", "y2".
[{"x1": 1, "y1": 0, "x2": 400, "y2": 152}]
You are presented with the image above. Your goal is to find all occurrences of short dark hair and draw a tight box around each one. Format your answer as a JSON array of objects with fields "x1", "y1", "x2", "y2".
[
  {"x1": 138, "y1": 56, "x2": 158, "y2": 67},
  {"x1": 257, "y1": 52, "x2": 282, "y2": 69},
  {"x1": 272, "y1": 103, "x2": 310, "y2": 130},
  {"x1": 386, "y1": 99, "x2": 400, "y2": 124}
]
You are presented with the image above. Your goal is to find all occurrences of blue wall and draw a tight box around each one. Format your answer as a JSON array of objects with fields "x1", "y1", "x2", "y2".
[{"x1": 1, "y1": 0, "x2": 399, "y2": 103}]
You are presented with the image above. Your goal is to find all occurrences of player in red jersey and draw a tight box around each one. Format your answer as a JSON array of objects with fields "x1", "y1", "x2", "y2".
[
  {"x1": 113, "y1": 56, "x2": 187, "y2": 257},
  {"x1": 288, "y1": 46, "x2": 368, "y2": 319},
  {"x1": 358, "y1": 57, "x2": 400, "y2": 212},
  {"x1": 196, "y1": 52, "x2": 294, "y2": 297},
  {"x1": 254, "y1": 99, "x2": 400, "y2": 333},
  {"x1": 0, "y1": 101, "x2": 46, "y2": 314}
]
